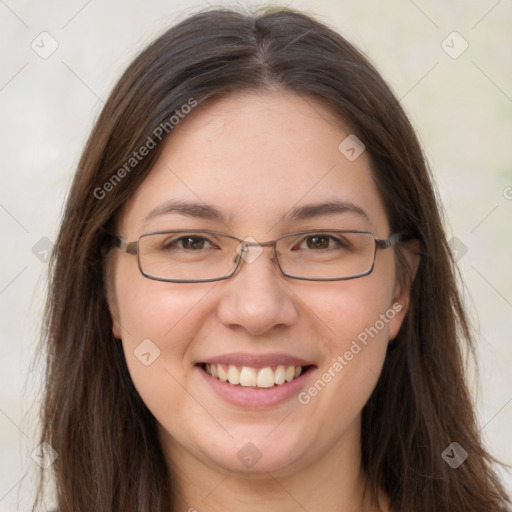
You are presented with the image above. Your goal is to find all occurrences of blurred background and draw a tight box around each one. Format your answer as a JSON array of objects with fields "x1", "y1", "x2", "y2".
[{"x1": 1, "y1": 0, "x2": 511, "y2": 509}]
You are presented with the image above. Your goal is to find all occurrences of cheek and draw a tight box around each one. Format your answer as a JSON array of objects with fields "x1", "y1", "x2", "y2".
[
  {"x1": 114, "y1": 260, "x2": 214, "y2": 345},
  {"x1": 301, "y1": 268, "x2": 396, "y2": 352},
  {"x1": 295, "y1": 271, "x2": 397, "y2": 419},
  {"x1": 320, "y1": 284, "x2": 393, "y2": 388},
  {"x1": 113, "y1": 275, "x2": 214, "y2": 412}
]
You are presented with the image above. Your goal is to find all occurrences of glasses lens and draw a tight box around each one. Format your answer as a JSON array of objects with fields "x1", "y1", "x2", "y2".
[
  {"x1": 137, "y1": 230, "x2": 376, "y2": 282},
  {"x1": 276, "y1": 231, "x2": 376, "y2": 280},
  {"x1": 138, "y1": 232, "x2": 238, "y2": 281}
]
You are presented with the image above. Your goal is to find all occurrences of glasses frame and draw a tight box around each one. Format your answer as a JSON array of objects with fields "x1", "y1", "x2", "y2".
[{"x1": 110, "y1": 229, "x2": 409, "y2": 283}]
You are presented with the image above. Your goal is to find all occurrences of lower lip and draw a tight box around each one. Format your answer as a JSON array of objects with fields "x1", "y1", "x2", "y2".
[{"x1": 197, "y1": 365, "x2": 316, "y2": 409}]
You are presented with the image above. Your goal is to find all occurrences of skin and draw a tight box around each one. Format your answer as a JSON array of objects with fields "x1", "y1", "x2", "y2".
[{"x1": 107, "y1": 90, "x2": 417, "y2": 511}]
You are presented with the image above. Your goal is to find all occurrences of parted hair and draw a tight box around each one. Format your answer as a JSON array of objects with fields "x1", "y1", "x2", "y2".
[{"x1": 36, "y1": 6, "x2": 510, "y2": 512}]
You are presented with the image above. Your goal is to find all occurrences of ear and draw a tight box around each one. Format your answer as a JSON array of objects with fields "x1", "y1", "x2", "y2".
[
  {"x1": 388, "y1": 239, "x2": 421, "y2": 340},
  {"x1": 110, "y1": 301, "x2": 123, "y2": 340},
  {"x1": 104, "y1": 252, "x2": 123, "y2": 340}
]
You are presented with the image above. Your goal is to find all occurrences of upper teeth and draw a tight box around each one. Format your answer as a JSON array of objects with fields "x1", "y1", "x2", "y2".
[{"x1": 205, "y1": 363, "x2": 302, "y2": 388}]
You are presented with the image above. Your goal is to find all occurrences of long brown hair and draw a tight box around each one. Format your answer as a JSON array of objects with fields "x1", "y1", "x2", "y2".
[{"x1": 36, "y1": 6, "x2": 511, "y2": 511}]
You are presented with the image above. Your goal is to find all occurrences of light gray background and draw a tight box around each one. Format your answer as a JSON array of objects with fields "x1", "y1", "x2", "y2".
[{"x1": 1, "y1": 0, "x2": 511, "y2": 509}]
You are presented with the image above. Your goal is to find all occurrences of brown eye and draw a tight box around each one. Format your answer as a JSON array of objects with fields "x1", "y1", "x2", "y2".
[
  {"x1": 161, "y1": 235, "x2": 213, "y2": 251},
  {"x1": 180, "y1": 236, "x2": 207, "y2": 250},
  {"x1": 305, "y1": 235, "x2": 330, "y2": 249},
  {"x1": 293, "y1": 234, "x2": 351, "y2": 251}
]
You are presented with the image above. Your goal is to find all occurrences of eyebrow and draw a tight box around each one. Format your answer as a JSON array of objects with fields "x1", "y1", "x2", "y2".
[
  {"x1": 142, "y1": 198, "x2": 368, "y2": 226},
  {"x1": 283, "y1": 199, "x2": 368, "y2": 223}
]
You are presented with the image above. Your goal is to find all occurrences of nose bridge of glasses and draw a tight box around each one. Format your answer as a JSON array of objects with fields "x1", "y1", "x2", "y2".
[
  {"x1": 233, "y1": 237, "x2": 279, "y2": 268},
  {"x1": 240, "y1": 239, "x2": 275, "y2": 249}
]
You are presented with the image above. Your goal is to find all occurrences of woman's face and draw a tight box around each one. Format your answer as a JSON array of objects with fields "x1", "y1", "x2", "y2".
[{"x1": 108, "y1": 91, "x2": 410, "y2": 478}]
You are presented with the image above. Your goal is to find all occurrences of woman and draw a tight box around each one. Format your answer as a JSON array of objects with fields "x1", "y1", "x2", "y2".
[{"x1": 36, "y1": 6, "x2": 511, "y2": 512}]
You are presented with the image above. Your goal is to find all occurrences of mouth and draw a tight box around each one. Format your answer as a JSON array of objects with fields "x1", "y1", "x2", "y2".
[{"x1": 197, "y1": 362, "x2": 316, "y2": 389}]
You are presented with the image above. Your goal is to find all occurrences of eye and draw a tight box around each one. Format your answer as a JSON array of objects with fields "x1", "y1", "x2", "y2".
[
  {"x1": 296, "y1": 234, "x2": 347, "y2": 250},
  {"x1": 163, "y1": 235, "x2": 215, "y2": 251}
]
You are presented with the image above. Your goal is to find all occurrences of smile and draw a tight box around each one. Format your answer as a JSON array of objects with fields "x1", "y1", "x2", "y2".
[
  {"x1": 196, "y1": 354, "x2": 317, "y2": 408},
  {"x1": 202, "y1": 363, "x2": 307, "y2": 388}
]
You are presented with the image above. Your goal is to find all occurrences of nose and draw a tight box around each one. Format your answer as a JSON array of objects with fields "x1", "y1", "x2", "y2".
[{"x1": 216, "y1": 245, "x2": 299, "y2": 336}]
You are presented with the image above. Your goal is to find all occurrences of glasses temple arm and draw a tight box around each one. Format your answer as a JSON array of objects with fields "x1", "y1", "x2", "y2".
[
  {"x1": 108, "y1": 235, "x2": 138, "y2": 254},
  {"x1": 376, "y1": 233, "x2": 414, "y2": 249}
]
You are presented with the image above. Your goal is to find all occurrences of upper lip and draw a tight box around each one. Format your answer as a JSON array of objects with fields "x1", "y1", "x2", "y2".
[{"x1": 197, "y1": 352, "x2": 315, "y2": 369}]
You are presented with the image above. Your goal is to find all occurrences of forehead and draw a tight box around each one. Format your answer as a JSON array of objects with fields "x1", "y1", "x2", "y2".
[{"x1": 119, "y1": 90, "x2": 390, "y2": 237}]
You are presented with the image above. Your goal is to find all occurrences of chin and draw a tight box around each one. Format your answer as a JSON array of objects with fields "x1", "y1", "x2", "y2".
[{"x1": 198, "y1": 430, "x2": 311, "y2": 476}]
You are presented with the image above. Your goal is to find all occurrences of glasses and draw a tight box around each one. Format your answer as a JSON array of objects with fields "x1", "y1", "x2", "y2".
[{"x1": 111, "y1": 229, "x2": 408, "y2": 283}]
